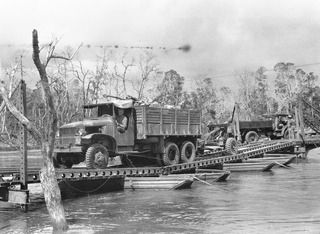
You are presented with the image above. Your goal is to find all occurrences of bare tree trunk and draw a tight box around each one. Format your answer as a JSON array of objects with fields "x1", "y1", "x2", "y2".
[
  {"x1": 32, "y1": 29, "x2": 68, "y2": 231},
  {"x1": 39, "y1": 149, "x2": 67, "y2": 231}
]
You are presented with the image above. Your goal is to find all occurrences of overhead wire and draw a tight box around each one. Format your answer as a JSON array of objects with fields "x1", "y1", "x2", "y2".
[
  {"x1": 1, "y1": 43, "x2": 320, "y2": 79},
  {"x1": 0, "y1": 43, "x2": 187, "y2": 51}
]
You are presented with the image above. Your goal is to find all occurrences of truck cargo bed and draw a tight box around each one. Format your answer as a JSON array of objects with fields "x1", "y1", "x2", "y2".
[{"x1": 135, "y1": 106, "x2": 201, "y2": 139}]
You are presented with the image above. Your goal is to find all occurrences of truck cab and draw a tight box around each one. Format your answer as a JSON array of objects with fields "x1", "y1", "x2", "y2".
[
  {"x1": 263, "y1": 113, "x2": 292, "y2": 139},
  {"x1": 54, "y1": 99, "x2": 135, "y2": 168}
]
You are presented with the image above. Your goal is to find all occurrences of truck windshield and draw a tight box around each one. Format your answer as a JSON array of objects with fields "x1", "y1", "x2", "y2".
[
  {"x1": 83, "y1": 105, "x2": 113, "y2": 118},
  {"x1": 84, "y1": 107, "x2": 99, "y2": 118}
]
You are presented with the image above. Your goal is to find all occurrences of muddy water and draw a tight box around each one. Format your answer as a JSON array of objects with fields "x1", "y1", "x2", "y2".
[{"x1": 1, "y1": 149, "x2": 320, "y2": 233}]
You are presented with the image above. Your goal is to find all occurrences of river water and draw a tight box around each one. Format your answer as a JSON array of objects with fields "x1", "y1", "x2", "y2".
[{"x1": 1, "y1": 149, "x2": 320, "y2": 234}]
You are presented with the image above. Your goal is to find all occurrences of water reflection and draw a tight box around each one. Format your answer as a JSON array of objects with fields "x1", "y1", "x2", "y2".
[{"x1": 1, "y1": 149, "x2": 320, "y2": 233}]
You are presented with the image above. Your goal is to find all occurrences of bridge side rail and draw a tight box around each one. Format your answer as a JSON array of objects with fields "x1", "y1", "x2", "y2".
[
  {"x1": 0, "y1": 140, "x2": 297, "y2": 185},
  {"x1": 164, "y1": 141, "x2": 294, "y2": 174}
]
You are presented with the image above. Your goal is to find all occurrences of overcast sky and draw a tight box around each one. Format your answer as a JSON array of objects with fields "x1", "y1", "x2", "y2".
[{"x1": 1, "y1": 0, "x2": 320, "y2": 88}]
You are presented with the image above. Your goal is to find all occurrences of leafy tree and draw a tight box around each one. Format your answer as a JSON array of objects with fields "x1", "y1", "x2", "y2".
[
  {"x1": 180, "y1": 91, "x2": 193, "y2": 109},
  {"x1": 298, "y1": 71, "x2": 319, "y2": 102},
  {"x1": 253, "y1": 66, "x2": 270, "y2": 115},
  {"x1": 215, "y1": 86, "x2": 233, "y2": 122},
  {"x1": 273, "y1": 62, "x2": 297, "y2": 113},
  {"x1": 236, "y1": 70, "x2": 258, "y2": 119},
  {"x1": 190, "y1": 77, "x2": 218, "y2": 124},
  {"x1": 236, "y1": 67, "x2": 276, "y2": 119},
  {"x1": 155, "y1": 69, "x2": 184, "y2": 106},
  {"x1": 273, "y1": 62, "x2": 320, "y2": 113}
]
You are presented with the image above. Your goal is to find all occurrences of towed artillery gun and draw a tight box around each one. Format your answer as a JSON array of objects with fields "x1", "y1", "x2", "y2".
[
  {"x1": 205, "y1": 104, "x2": 293, "y2": 151},
  {"x1": 204, "y1": 122, "x2": 239, "y2": 154},
  {"x1": 54, "y1": 99, "x2": 204, "y2": 169}
]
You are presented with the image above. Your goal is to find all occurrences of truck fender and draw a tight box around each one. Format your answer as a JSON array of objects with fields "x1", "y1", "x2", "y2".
[{"x1": 82, "y1": 133, "x2": 117, "y2": 153}]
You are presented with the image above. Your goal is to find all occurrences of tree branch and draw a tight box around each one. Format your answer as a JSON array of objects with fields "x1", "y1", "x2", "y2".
[
  {"x1": 50, "y1": 43, "x2": 82, "y2": 63},
  {"x1": 0, "y1": 86, "x2": 42, "y2": 145}
]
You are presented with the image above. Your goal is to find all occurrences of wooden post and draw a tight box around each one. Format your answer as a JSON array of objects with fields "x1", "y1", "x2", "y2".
[
  {"x1": 160, "y1": 108, "x2": 163, "y2": 134},
  {"x1": 188, "y1": 110, "x2": 191, "y2": 134},
  {"x1": 174, "y1": 109, "x2": 177, "y2": 134},
  {"x1": 199, "y1": 110, "x2": 202, "y2": 135},
  {"x1": 294, "y1": 107, "x2": 299, "y2": 140},
  {"x1": 8, "y1": 80, "x2": 29, "y2": 211},
  {"x1": 19, "y1": 81, "x2": 28, "y2": 192},
  {"x1": 235, "y1": 104, "x2": 241, "y2": 141},
  {"x1": 143, "y1": 106, "x2": 147, "y2": 138},
  {"x1": 298, "y1": 98, "x2": 305, "y2": 140}
]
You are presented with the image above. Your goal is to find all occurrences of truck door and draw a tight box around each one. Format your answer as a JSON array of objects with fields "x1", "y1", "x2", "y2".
[{"x1": 115, "y1": 109, "x2": 135, "y2": 147}]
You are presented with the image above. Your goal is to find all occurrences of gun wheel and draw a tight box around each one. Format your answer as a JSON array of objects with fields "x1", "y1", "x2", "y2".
[{"x1": 225, "y1": 138, "x2": 238, "y2": 155}]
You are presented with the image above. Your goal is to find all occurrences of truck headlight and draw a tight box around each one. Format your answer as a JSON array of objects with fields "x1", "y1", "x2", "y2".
[
  {"x1": 218, "y1": 137, "x2": 225, "y2": 146},
  {"x1": 75, "y1": 135, "x2": 82, "y2": 145},
  {"x1": 76, "y1": 127, "x2": 86, "y2": 136},
  {"x1": 74, "y1": 128, "x2": 86, "y2": 145}
]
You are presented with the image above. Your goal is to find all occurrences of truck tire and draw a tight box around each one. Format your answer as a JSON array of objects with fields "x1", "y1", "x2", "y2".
[
  {"x1": 85, "y1": 143, "x2": 109, "y2": 169},
  {"x1": 180, "y1": 141, "x2": 196, "y2": 163},
  {"x1": 162, "y1": 142, "x2": 180, "y2": 166},
  {"x1": 225, "y1": 138, "x2": 238, "y2": 155},
  {"x1": 245, "y1": 131, "x2": 259, "y2": 143}
]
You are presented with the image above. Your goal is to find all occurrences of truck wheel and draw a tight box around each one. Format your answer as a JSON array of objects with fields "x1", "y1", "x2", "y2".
[
  {"x1": 180, "y1": 141, "x2": 196, "y2": 163},
  {"x1": 225, "y1": 138, "x2": 238, "y2": 155},
  {"x1": 245, "y1": 131, "x2": 259, "y2": 143},
  {"x1": 162, "y1": 142, "x2": 180, "y2": 166},
  {"x1": 85, "y1": 143, "x2": 109, "y2": 169}
]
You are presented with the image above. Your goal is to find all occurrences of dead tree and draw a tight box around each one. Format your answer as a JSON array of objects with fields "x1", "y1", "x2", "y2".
[
  {"x1": 71, "y1": 61, "x2": 89, "y2": 104},
  {"x1": 113, "y1": 53, "x2": 134, "y2": 97},
  {"x1": 0, "y1": 64, "x2": 19, "y2": 136},
  {"x1": 0, "y1": 30, "x2": 79, "y2": 231},
  {"x1": 32, "y1": 29, "x2": 70, "y2": 231},
  {"x1": 133, "y1": 51, "x2": 159, "y2": 100}
]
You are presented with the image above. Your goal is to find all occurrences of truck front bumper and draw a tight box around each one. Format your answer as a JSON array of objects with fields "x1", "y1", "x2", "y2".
[{"x1": 54, "y1": 145, "x2": 82, "y2": 153}]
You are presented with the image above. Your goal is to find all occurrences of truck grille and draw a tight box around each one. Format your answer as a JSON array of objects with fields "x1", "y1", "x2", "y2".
[{"x1": 57, "y1": 128, "x2": 77, "y2": 146}]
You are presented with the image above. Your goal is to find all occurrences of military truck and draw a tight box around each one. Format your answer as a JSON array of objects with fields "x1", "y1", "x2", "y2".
[
  {"x1": 54, "y1": 99, "x2": 203, "y2": 169},
  {"x1": 205, "y1": 113, "x2": 292, "y2": 145}
]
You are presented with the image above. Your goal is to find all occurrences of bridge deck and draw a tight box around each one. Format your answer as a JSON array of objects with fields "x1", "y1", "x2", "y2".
[{"x1": 0, "y1": 139, "x2": 302, "y2": 186}]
